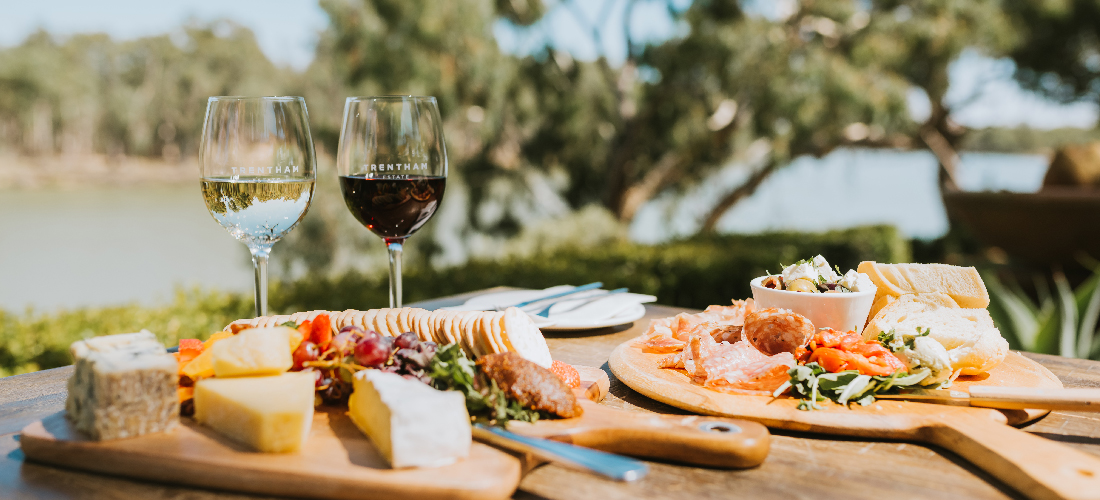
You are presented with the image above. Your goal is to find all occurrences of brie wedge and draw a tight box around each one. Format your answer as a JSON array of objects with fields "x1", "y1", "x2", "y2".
[{"x1": 348, "y1": 370, "x2": 471, "y2": 468}]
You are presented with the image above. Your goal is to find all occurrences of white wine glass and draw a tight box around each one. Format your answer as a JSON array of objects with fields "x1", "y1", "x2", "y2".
[
  {"x1": 336, "y1": 96, "x2": 448, "y2": 308},
  {"x1": 199, "y1": 96, "x2": 316, "y2": 317}
]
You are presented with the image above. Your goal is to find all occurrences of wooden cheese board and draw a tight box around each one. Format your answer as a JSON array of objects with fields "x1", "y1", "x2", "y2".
[
  {"x1": 610, "y1": 338, "x2": 1100, "y2": 500},
  {"x1": 20, "y1": 366, "x2": 770, "y2": 500}
]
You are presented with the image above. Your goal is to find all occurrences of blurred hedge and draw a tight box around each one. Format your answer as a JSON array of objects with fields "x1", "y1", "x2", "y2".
[
  {"x1": 273, "y1": 225, "x2": 908, "y2": 313},
  {"x1": 0, "y1": 225, "x2": 906, "y2": 376}
]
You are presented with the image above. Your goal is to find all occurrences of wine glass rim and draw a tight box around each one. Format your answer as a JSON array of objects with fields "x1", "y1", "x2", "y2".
[
  {"x1": 345, "y1": 95, "x2": 438, "y2": 102},
  {"x1": 208, "y1": 96, "x2": 306, "y2": 102}
]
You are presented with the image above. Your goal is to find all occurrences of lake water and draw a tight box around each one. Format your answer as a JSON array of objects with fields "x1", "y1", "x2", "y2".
[{"x1": 1, "y1": 149, "x2": 1049, "y2": 311}]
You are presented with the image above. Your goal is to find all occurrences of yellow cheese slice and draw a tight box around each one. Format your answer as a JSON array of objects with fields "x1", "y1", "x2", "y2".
[
  {"x1": 193, "y1": 372, "x2": 314, "y2": 453},
  {"x1": 211, "y1": 327, "x2": 294, "y2": 378}
]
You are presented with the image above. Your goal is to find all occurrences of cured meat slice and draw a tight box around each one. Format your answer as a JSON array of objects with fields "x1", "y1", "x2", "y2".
[
  {"x1": 637, "y1": 317, "x2": 685, "y2": 353},
  {"x1": 743, "y1": 308, "x2": 815, "y2": 356},
  {"x1": 637, "y1": 299, "x2": 754, "y2": 353},
  {"x1": 688, "y1": 334, "x2": 795, "y2": 395}
]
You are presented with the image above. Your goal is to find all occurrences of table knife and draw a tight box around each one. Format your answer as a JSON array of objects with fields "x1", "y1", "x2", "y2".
[
  {"x1": 875, "y1": 386, "x2": 1100, "y2": 411},
  {"x1": 472, "y1": 423, "x2": 648, "y2": 481}
]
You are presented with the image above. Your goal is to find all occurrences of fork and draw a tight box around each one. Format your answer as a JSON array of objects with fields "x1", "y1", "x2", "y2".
[{"x1": 534, "y1": 287, "x2": 629, "y2": 318}]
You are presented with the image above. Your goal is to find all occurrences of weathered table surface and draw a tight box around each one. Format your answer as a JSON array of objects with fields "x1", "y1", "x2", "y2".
[{"x1": 3, "y1": 290, "x2": 1100, "y2": 499}]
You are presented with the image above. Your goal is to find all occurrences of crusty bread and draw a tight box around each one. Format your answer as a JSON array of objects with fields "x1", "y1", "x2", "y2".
[
  {"x1": 863, "y1": 295, "x2": 1007, "y2": 375},
  {"x1": 858, "y1": 262, "x2": 989, "y2": 309}
]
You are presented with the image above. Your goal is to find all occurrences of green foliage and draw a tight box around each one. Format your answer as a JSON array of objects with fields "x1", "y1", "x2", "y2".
[
  {"x1": 0, "y1": 289, "x2": 252, "y2": 377},
  {"x1": 0, "y1": 24, "x2": 289, "y2": 157},
  {"x1": 985, "y1": 268, "x2": 1100, "y2": 359}
]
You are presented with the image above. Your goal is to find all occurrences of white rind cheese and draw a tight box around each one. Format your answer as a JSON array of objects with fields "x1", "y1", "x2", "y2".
[
  {"x1": 349, "y1": 370, "x2": 471, "y2": 468},
  {"x1": 66, "y1": 330, "x2": 179, "y2": 440}
]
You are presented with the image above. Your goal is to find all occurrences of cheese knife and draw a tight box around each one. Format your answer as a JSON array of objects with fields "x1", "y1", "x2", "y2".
[
  {"x1": 472, "y1": 423, "x2": 648, "y2": 481},
  {"x1": 875, "y1": 386, "x2": 1100, "y2": 411}
]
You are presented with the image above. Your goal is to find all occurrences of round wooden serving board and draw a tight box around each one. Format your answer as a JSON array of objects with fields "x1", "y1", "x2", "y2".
[{"x1": 610, "y1": 338, "x2": 1100, "y2": 500}]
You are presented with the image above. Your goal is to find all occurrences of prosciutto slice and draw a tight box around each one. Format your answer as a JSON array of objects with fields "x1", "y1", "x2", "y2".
[
  {"x1": 638, "y1": 299, "x2": 753, "y2": 353},
  {"x1": 687, "y1": 333, "x2": 795, "y2": 395}
]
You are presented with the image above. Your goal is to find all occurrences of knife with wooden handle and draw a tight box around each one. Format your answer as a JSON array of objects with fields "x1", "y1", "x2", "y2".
[{"x1": 876, "y1": 386, "x2": 1100, "y2": 411}]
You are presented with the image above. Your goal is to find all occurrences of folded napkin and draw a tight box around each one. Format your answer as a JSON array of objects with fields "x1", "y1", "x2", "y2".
[{"x1": 439, "y1": 286, "x2": 656, "y2": 329}]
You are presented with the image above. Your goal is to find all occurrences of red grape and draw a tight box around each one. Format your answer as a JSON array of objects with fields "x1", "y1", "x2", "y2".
[
  {"x1": 395, "y1": 332, "x2": 419, "y2": 350},
  {"x1": 354, "y1": 335, "x2": 392, "y2": 368},
  {"x1": 332, "y1": 331, "x2": 360, "y2": 353},
  {"x1": 292, "y1": 341, "x2": 320, "y2": 370}
]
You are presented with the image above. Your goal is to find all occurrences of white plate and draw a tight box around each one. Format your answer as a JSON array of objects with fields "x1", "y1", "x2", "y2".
[{"x1": 439, "y1": 286, "x2": 654, "y2": 331}]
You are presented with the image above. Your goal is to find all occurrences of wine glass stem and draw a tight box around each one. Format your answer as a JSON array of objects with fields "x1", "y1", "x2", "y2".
[
  {"x1": 386, "y1": 240, "x2": 404, "y2": 308},
  {"x1": 250, "y1": 245, "x2": 272, "y2": 317}
]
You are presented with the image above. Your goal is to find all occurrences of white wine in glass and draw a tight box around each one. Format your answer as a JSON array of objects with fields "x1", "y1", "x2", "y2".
[{"x1": 199, "y1": 96, "x2": 316, "y2": 317}]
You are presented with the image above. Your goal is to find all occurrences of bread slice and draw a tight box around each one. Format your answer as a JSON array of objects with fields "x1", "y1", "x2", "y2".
[
  {"x1": 863, "y1": 294, "x2": 1007, "y2": 375},
  {"x1": 858, "y1": 262, "x2": 989, "y2": 309}
]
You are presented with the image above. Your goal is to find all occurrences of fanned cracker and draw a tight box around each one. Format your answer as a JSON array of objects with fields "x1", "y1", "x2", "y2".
[
  {"x1": 501, "y1": 307, "x2": 552, "y2": 368},
  {"x1": 266, "y1": 315, "x2": 290, "y2": 328},
  {"x1": 360, "y1": 309, "x2": 377, "y2": 331},
  {"x1": 459, "y1": 313, "x2": 481, "y2": 357},
  {"x1": 407, "y1": 308, "x2": 423, "y2": 340},
  {"x1": 451, "y1": 312, "x2": 474, "y2": 353},
  {"x1": 396, "y1": 308, "x2": 414, "y2": 334},
  {"x1": 430, "y1": 311, "x2": 449, "y2": 344},
  {"x1": 372, "y1": 308, "x2": 391, "y2": 336},
  {"x1": 415, "y1": 309, "x2": 433, "y2": 343},
  {"x1": 488, "y1": 312, "x2": 506, "y2": 354},
  {"x1": 478, "y1": 314, "x2": 496, "y2": 356},
  {"x1": 440, "y1": 311, "x2": 460, "y2": 346},
  {"x1": 334, "y1": 309, "x2": 355, "y2": 329},
  {"x1": 384, "y1": 308, "x2": 402, "y2": 337}
]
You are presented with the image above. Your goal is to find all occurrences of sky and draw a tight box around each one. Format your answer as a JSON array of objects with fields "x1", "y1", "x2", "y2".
[{"x1": 1, "y1": 0, "x2": 1096, "y2": 130}]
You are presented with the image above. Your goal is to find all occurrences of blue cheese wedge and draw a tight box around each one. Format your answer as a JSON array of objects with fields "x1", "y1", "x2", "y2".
[
  {"x1": 348, "y1": 370, "x2": 471, "y2": 468},
  {"x1": 65, "y1": 330, "x2": 179, "y2": 440}
]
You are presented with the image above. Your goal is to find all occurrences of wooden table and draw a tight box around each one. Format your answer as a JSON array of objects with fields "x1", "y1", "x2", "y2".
[{"x1": 2, "y1": 292, "x2": 1100, "y2": 499}]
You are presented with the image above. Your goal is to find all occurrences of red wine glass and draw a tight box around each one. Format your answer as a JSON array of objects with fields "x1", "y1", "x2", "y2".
[{"x1": 336, "y1": 96, "x2": 447, "y2": 307}]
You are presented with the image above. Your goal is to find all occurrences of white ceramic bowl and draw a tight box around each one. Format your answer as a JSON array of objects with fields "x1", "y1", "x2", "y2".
[{"x1": 749, "y1": 276, "x2": 877, "y2": 333}]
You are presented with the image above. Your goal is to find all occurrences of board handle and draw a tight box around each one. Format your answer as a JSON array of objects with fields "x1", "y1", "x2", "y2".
[
  {"x1": 929, "y1": 414, "x2": 1100, "y2": 500},
  {"x1": 536, "y1": 408, "x2": 770, "y2": 469},
  {"x1": 969, "y1": 386, "x2": 1100, "y2": 412}
]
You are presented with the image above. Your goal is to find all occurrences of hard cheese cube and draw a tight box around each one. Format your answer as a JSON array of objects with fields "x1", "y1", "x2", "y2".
[
  {"x1": 66, "y1": 330, "x2": 179, "y2": 440},
  {"x1": 193, "y1": 372, "x2": 314, "y2": 453},
  {"x1": 348, "y1": 370, "x2": 471, "y2": 468},
  {"x1": 211, "y1": 327, "x2": 294, "y2": 378}
]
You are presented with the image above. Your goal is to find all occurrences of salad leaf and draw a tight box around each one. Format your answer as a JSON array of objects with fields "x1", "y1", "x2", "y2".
[
  {"x1": 427, "y1": 343, "x2": 540, "y2": 426},
  {"x1": 279, "y1": 321, "x2": 299, "y2": 329},
  {"x1": 775, "y1": 362, "x2": 932, "y2": 410}
]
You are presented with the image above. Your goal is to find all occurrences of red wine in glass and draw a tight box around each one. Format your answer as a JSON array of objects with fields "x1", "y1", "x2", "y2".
[{"x1": 339, "y1": 175, "x2": 446, "y2": 242}]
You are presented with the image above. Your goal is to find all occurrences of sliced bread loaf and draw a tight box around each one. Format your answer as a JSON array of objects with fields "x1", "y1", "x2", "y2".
[
  {"x1": 863, "y1": 294, "x2": 1007, "y2": 375},
  {"x1": 857, "y1": 262, "x2": 990, "y2": 309}
]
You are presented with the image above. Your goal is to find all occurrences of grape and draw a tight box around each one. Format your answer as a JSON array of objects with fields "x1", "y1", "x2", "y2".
[
  {"x1": 292, "y1": 341, "x2": 320, "y2": 370},
  {"x1": 354, "y1": 335, "x2": 392, "y2": 368},
  {"x1": 339, "y1": 325, "x2": 365, "y2": 334},
  {"x1": 395, "y1": 348, "x2": 431, "y2": 369},
  {"x1": 417, "y1": 341, "x2": 437, "y2": 356},
  {"x1": 332, "y1": 331, "x2": 360, "y2": 353},
  {"x1": 395, "y1": 332, "x2": 419, "y2": 350}
]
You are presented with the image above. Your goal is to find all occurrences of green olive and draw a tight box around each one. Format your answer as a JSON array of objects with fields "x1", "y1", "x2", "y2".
[{"x1": 786, "y1": 278, "x2": 820, "y2": 293}]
